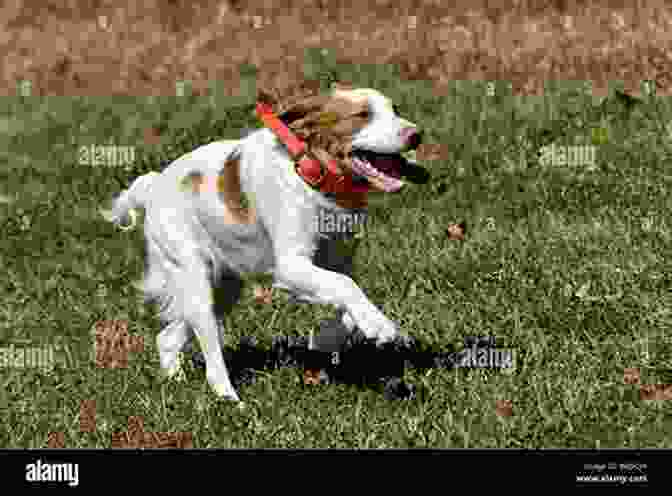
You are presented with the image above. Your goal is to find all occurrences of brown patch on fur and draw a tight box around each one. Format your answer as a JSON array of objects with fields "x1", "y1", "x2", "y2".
[
  {"x1": 181, "y1": 160, "x2": 256, "y2": 224},
  {"x1": 278, "y1": 95, "x2": 334, "y2": 125},
  {"x1": 286, "y1": 94, "x2": 370, "y2": 177},
  {"x1": 216, "y1": 157, "x2": 257, "y2": 225},
  {"x1": 258, "y1": 79, "x2": 323, "y2": 115}
]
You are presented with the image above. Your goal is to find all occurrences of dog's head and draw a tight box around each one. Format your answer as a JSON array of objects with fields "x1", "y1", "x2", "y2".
[{"x1": 269, "y1": 84, "x2": 429, "y2": 193}]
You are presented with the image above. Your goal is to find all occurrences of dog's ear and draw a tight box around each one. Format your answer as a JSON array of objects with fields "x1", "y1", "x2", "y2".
[
  {"x1": 282, "y1": 97, "x2": 367, "y2": 135},
  {"x1": 278, "y1": 95, "x2": 332, "y2": 125},
  {"x1": 256, "y1": 89, "x2": 277, "y2": 106}
]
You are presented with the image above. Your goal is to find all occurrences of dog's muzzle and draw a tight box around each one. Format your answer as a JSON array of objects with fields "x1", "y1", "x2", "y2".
[{"x1": 350, "y1": 130, "x2": 429, "y2": 192}]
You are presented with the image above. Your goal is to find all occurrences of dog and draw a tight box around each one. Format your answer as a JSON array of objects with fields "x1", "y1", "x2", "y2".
[{"x1": 101, "y1": 84, "x2": 428, "y2": 402}]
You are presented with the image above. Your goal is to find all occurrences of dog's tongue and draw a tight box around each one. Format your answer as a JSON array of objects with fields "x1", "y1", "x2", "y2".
[{"x1": 352, "y1": 157, "x2": 404, "y2": 192}]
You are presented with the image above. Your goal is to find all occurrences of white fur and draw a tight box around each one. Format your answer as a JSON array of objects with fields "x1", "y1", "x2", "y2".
[{"x1": 101, "y1": 88, "x2": 418, "y2": 402}]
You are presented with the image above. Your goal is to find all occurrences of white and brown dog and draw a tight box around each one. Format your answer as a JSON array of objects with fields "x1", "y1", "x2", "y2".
[{"x1": 101, "y1": 84, "x2": 427, "y2": 402}]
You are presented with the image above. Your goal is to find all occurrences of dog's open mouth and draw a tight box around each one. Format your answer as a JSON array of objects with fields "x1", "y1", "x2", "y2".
[{"x1": 350, "y1": 149, "x2": 417, "y2": 193}]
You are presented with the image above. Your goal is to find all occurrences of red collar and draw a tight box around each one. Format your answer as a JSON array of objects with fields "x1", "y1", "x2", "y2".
[{"x1": 255, "y1": 102, "x2": 369, "y2": 194}]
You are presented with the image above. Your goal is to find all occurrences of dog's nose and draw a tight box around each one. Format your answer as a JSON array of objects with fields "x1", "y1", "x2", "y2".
[{"x1": 401, "y1": 128, "x2": 422, "y2": 150}]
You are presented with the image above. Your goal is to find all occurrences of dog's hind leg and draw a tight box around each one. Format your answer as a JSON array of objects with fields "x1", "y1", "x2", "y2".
[
  {"x1": 157, "y1": 320, "x2": 191, "y2": 381},
  {"x1": 176, "y1": 265, "x2": 240, "y2": 402},
  {"x1": 144, "y1": 203, "x2": 241, "y2": 402}
]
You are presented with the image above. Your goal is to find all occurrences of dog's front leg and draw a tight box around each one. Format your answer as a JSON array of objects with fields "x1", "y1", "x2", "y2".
[{"x1": 274, "y1": 256, "x2": 398, "y2": 345}]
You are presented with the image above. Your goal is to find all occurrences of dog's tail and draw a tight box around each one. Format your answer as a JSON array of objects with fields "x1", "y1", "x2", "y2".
[{"x1": 99, "y1": 172, "x2": 159, "y2": 230}]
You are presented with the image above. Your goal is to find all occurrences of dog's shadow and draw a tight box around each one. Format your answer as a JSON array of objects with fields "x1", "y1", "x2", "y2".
[
  {"x1": 190, "y1": 255, "x2": 459, "y2": 400},
  {"x1": 188, "y1": 206, "x2": 446, "y2": 401},
  {"x1": 189, "y1": 330, "x2": 460, "y2": 401}
]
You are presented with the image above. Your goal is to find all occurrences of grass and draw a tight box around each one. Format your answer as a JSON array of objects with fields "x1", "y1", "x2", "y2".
[{"x1": 0, "y1": 60, "x2": 670, "y2": 448}]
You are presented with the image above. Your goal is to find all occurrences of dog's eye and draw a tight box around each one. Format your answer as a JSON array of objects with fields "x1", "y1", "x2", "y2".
[{"x1": 392, "y1": 104, "x2": 401, "y2": 115}]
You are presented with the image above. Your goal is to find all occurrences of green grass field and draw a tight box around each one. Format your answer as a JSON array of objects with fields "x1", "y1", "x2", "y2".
[{"x1": 1, "y1": 60, "x2": 670, "y2": 448}]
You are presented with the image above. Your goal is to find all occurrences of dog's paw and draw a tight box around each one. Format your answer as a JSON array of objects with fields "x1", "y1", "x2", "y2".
[
  {"x1": 160, "y1": 352, "x2": 187, "y2": 382},
  {"x1": 349, "y1": 305, "x2": 399, "y2": 345},
  {"x1": 206, "y1": 366, "x2": 241, "y2": 401},
  {"x1": 207, "y1": 380, "x2": 241, "y2": 403}
]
